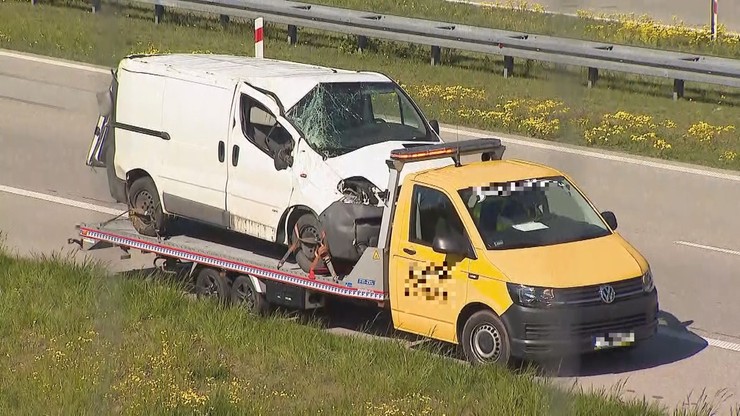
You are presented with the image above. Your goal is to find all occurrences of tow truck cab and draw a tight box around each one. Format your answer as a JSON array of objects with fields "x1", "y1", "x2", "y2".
[{"x1": 381, "y1": 138, "x2": 658, "y2": 365}]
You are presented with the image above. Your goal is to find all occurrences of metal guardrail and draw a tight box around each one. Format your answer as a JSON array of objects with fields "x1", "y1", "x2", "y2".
[{"x1": 51, "y1": 0, "x2": 740, "y2": 99}]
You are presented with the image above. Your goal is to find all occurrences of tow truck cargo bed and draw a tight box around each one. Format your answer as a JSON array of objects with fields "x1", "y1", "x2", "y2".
[{"x1": 76, "y1": 218, "x2": 387, "y2": 302}]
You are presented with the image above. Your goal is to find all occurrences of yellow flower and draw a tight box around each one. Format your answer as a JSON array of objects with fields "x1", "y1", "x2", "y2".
[{"x1": 720, "y1": 150, "x2": 737, "y2": 162}]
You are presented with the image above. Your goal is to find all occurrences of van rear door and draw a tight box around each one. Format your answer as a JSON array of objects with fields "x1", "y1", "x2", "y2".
[
  {"x1": 86, "y1": 70, "x2": 117, "y2": 168},
  {"x1": 86, "y1": 113, "x2": 110, "y2": 167}
]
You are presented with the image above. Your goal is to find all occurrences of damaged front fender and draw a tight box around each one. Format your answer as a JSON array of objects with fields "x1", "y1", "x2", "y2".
[{"x1": 315, "y1": 176, "x2": 384, "y2": 263}]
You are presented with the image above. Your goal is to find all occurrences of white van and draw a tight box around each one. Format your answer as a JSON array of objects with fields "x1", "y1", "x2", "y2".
[{"x1": 87, "y1": 53, "x2": 454, "y2": 272}]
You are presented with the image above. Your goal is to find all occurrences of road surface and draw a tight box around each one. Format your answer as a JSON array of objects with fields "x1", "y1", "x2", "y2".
[
  {"x1": 448, "y1": 0, "x2": 740, "y2": 32},
  {"x1": 1, "y1": 49, "x2": 739, "y2": 413}
]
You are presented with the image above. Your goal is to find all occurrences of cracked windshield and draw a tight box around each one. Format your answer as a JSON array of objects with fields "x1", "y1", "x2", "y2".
[
  {"x1": 1, "y1": 0, "x2": 738, "y2": 413},
  {"x1": 286, "y1": 82, "x2": 432, "y2": 157}
]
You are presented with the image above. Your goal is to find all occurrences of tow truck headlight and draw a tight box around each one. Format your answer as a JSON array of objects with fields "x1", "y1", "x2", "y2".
[
  {"x1": 506, "y1": 283, "x2": 556, "y2": 307},
  {"x1": 642, "y1": 268, "x2": 655, "y2": 293}
]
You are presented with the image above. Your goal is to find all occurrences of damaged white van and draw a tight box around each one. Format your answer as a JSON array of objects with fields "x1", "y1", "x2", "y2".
[{"x1": 87, "y1": 53, "x2": 453, "y2": 272}]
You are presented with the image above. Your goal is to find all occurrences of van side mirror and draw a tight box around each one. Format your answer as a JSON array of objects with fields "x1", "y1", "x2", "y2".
[
  {"x1": 429, "y1": 119, "x2": 440, "y2": 135},
  {"x1": 601, "y1": 211, "x2": 618, "y2": 230},
  {"x1": 432, "y1": 232, "x2": 474, "y2": 259}
]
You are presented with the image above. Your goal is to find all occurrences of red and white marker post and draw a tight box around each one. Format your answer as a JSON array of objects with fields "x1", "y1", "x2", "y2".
[{"x1": 255, "y1": 17, "x2": 264, "y2": 58}]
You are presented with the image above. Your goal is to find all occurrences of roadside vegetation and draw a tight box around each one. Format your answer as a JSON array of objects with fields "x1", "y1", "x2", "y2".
[
  {"x1": 1, "y1": 0, "x2": 738, "y2": 171},
  {"x1": 0, "y1": 245, "x2": 680, "y2": 415},
  {"x1": 314, "y1": 0, "x2": 740, "y2": 58}
]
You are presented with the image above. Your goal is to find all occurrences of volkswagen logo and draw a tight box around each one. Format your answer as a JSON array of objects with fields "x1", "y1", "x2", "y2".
[{"x1": 599, "y1": 285, "x2": 616, "y2": 304}]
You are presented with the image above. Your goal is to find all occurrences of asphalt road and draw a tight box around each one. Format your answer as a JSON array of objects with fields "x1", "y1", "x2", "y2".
[
  {"x1": 1, "y1": 49, "x2": 739, "y2": 413},
  {"x1": 449, "y1": 0, "x2": 740, "y2": 32}
]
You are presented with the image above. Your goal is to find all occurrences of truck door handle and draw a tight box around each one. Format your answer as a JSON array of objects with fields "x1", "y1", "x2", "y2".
[
  {"x1": 218, "y1": 141, "x2": 225, "y2": 162},
  {"x1": 232, "y1": 145, "x2": 240, "y2": 166},
  {"x1": 403, "y1": 247, "x2": 416, "y2": 255}
]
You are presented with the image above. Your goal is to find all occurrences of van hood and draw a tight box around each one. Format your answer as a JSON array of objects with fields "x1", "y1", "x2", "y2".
[
  {"x1": 323, "y1": 140, "x2": 453, "y2": 190},
  {"x1": 485, "y1": 234, "x2": 646, "y2": 288}
]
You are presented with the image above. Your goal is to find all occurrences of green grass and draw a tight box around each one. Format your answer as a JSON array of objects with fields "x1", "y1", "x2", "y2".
[
  {"x1": 0, "y1": 243, "x2": 732, "y2": 415},
  {"x1": 0, "y1": 0, "x2": 738, "y2": 172}
]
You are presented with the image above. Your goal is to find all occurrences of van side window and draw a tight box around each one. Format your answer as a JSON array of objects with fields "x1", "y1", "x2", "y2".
[
  {"x1": 409, "y1": 184, "x2": 466, "y2": 246},
  {"x1": 240, "y1": 94, "x2": 292, "y2": 157}
]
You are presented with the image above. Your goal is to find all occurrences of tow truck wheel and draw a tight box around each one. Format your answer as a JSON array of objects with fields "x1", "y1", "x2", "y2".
[
  {"x1": 461, "y1": 309, "x2": 512, "y2": 367},
  {"x1": 127, "y1": 176, "x2": 167, "y2": 237},
  {"x1": 230, "y1": 275, "x2": 269, "y2": 316},
  {"x1": 194, "y1": 268, "x2": 230, "y2": 305}
]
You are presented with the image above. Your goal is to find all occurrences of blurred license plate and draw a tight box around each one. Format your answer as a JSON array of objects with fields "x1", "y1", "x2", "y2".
[{"x1": 593, "y1": 331, "x2": 635, "y2": 350}]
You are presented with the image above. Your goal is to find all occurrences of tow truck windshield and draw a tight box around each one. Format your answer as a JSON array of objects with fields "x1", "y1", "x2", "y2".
[
  {"x1": 458, "y1": 176, "x2": 612, "y2": 250},
  {"x1": 285, "y1": 81, "x2": 436, "y2": 158}
]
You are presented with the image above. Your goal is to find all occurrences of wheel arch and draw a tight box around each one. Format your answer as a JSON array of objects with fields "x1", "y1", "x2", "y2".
[
  {"x1": 275, "y1": 204, "x2": 319, "y2": 245},
  {"x1": 456, "y1": 302, "x2": 496, "y2": 343},
  {"x1": 125, "y1": 168, "x2": 152, "y2": 187}
]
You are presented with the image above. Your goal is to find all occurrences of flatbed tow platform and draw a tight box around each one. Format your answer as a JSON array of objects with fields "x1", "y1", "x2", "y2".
[{"x1": 71, "y1": 217, "x2": 389, "y2": 308}]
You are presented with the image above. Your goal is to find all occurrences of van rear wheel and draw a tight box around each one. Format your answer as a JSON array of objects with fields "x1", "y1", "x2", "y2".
[
  {"x1": 128, "y1": 176, "x2": 167, "y2": 237},
  {"x1": 461, "y1": 309, "x2": 512, "y2": 366}
]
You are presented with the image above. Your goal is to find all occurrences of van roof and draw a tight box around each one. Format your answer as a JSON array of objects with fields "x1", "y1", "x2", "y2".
[
  {"x1": 119, "y1": 53, "x2": 392, "y2": 110},
  {"x1": 411, "y1": 159, "x2": 565, "y2": 191}
]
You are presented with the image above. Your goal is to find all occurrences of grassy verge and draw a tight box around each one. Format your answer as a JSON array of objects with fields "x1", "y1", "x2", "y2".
[
  {"x1": 0, "y1": 0, "x2": 738, "y2": 171},
  {"x1": 312, "y1": 0, "x2": 740, "y2": 58},
  {"x1": 0, "y1": 247, "x2": 675, "y2": 415}
]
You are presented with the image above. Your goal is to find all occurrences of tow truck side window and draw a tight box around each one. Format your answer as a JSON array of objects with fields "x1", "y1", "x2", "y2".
[{"x1": 409, "y1": 184, "x2": 466, "y2": 246}]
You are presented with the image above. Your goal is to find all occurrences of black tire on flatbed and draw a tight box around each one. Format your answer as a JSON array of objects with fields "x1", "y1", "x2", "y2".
[
  {"x1": 292, "y1": 212, "x2": 324, "y2": 274},
  {"x1": 127, "y1": 176, "x2": 167, "y2": 237}
]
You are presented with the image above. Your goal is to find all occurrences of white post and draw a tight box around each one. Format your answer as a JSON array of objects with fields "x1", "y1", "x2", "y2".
[
  {"x1": 711, "y1": 0, "x2": 718, "y2": 41},
  {"x1": 255, "y1": 17, "x2": 264, "y2": 58}
]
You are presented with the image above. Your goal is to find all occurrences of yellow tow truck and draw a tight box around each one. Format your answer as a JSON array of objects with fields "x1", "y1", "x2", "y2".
[{"x1": 70, "y1": 138, "x2": 658, "y2": 365}]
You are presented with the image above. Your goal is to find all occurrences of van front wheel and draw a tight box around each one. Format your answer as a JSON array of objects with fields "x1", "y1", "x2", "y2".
[
  {"x1": 461, "y1": 309, "x2": 512, "y2": 366},
  {"x1": 127, "y1": 176, "x2": 167, "y2": 237}
]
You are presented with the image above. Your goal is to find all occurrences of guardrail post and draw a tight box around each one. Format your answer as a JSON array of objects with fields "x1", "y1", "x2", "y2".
[
  {"x1": 588, "y1": 67, "x2": 599, "y2": 88},
  {"x1": 288, "y1": 25, "x2": 298, "y2": 45},
  {"x1": 91, "y1": 0, "x2": 101, "y2": 13},
  {"x1": 358, "y1": 35, "x2": 368, "y2": 52},
  {"x1": 711, "y1": 0, "x2": 718, "y2": 41},
  {"x1": 673, "y1": 79, "x2": 685, "y2": 100},
  {"x1": 220, "y1": 14, "x2": 230, "y2": 26},
  {"x1": 431, "y1": 46, "x2": 441, "y2": 66},
  {"x1": 503, "y1": 56, "x2": 514, "y2": 78},
  {"x1": 154, "y1": 5, "x2": 165, "y2": 24}
]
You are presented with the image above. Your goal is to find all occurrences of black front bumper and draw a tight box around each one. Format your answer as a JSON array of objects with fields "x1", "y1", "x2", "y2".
[{"x1": 500, "y1": 289, "x2": 659, "y2": 359}]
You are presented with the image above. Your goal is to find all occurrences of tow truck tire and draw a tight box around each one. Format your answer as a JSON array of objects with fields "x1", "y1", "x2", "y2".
[
  {"x1": 230, "y1": 275, "x2": 269, "y2": 316},
  {"x1": 127, "y1": 176, "x2": 167, "y2": 237},
  {"x1": 194, "y1": 268, "x2": 230, "y2": 305},
  {"x1": 461, "y1": 309, "x2": 512, "y2": 367}
]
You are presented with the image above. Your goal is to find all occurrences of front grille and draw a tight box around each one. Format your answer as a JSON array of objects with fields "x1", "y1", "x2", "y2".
[
  {"x1": 524, "y1": 312, "x2": 648, "y2": 340},
  {"x1": 552, "y1": 277, "x2": 644, "y2": 306}
]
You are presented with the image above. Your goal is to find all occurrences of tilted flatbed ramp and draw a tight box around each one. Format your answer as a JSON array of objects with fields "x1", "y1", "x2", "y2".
[{"x1": 75, "y1": 219, "x2": 387, "y2": 302}]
